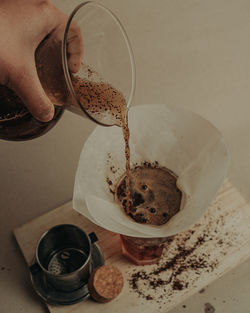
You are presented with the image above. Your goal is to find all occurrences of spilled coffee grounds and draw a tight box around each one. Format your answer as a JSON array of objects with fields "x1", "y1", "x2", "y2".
[{"x1": 126, "y1": 192, "x2": 244, "y2": 306}]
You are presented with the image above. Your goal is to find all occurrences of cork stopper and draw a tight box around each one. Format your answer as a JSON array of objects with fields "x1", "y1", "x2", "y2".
[{"x1": 88, "y1": 265, "x2": 124, "y2": 303}]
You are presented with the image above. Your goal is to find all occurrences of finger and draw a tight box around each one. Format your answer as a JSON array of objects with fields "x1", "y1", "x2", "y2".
[
  {"x1": 47, "y1": 9, "x2": 83, "y2": 74},
  {"x1": 9, "y1": 61, "x2": 54, "y2": 122},
  {"x1": 66, "y1": 23, "x2": 84, "y2": 73}
]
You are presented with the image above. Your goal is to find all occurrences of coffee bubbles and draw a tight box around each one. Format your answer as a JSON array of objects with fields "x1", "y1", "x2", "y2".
[{"x1": 114, "y1": 164, "x2": 182, "y2": 226}]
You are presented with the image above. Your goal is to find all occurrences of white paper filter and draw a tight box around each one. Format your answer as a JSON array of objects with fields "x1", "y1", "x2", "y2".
[{"x1": 73, "y1": 104, "x2": 229, "y2": 238}]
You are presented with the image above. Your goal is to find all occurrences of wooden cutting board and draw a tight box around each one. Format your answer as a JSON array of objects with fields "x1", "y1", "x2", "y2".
[{"x1": 14, "y1": 180, "x2": 250, "y2": 313}]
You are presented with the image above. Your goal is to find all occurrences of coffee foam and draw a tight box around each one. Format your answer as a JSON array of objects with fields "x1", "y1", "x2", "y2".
[
  {"x1": 72, "y1": 75, "x2": 127, "y2": 126},
  {"x1": 115, "y1": 165, "x2": 182, "y2": 225}
]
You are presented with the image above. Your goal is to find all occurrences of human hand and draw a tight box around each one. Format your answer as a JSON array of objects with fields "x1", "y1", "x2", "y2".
[{"x1": 0, "y1": 0, "x2": 83, "y2": 122}]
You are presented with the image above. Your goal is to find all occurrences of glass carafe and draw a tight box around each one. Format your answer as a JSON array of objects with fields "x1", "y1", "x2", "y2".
[{"x1": 0, "y1": 1, "x2": 135, "y2": 141}]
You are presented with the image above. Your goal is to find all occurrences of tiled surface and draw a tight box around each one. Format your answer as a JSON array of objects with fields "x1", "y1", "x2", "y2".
[{"x1": 1, "y1": 1, "x2": 250, "y2": 312}]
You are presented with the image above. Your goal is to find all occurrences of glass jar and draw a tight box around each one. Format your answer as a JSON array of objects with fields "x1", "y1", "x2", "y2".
[{"x1": 120, "y1": 235, "x2": 170, "y2": 265}]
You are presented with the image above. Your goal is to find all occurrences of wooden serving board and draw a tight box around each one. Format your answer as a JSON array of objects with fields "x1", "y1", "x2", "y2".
[{"x1": 14, "y1": 180, "x2": 250, "y2": 313}]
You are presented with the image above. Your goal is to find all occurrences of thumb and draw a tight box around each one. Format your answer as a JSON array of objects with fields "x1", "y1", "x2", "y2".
[{"x1": 10, "y1": 61, "x2": 54, "y2": 122}]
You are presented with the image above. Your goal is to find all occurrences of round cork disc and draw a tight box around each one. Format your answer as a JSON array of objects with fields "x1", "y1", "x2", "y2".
[{"x1": 88, "y1": 265, "x2": 124, "y2": 303}]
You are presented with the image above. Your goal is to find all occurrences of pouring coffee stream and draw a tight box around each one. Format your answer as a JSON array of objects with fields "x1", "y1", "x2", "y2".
[{"x1": 0, "y1": 37, "x2": 133, "y2": 213}]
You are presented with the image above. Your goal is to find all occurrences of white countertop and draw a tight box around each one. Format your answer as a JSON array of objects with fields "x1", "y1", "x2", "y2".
[{"x1": 1, "y1": 1, "x2": 250, "y2": 312}]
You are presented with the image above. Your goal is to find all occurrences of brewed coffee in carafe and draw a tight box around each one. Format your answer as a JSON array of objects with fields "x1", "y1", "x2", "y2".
[{"x1": 0, "y1": 85, "x2": 64, "y2": 141}]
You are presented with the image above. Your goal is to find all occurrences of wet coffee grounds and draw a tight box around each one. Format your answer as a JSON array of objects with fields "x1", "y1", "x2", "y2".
[{"x1": 113, "y1": 161, "x2": 182, "y2": 225}]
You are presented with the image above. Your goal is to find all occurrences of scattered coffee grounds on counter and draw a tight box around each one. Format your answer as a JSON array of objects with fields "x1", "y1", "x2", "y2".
[
  {"x1": 128, "y1": 230, "x2": 218, "y2": 301},
  {"x1": 199, "y1": 287, "x2": 206, "y2": 293},
  {"x1": 204, "y1": 302, "x2": 215, "y2": 313},
  {"x1": 125, "y1": 193, "x2": 246, "y2": 307},
  {"x1": 172, "y1": 279, "x2": 186, "y2": 291},
  {"x1": 146, "y1": 295, "x2": 154, "y2": 300}
]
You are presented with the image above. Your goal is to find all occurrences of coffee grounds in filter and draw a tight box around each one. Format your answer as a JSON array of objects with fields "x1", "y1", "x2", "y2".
[{"x1": 114, "y1": 163, "x2": 182, "y2": 225}]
